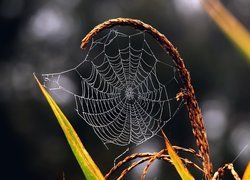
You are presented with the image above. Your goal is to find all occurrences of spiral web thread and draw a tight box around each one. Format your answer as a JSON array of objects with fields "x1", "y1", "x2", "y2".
[{"x1": 42, "y1": 28, "x2": 184, "y2": 147}]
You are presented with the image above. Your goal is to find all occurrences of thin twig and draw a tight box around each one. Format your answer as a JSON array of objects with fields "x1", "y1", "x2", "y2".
[
  {"x1": 105, "y1": 152, "x2": 161, "y2": 179},
  {"x1": 212, "y1": 163, "x2": 240, "y2": 180},
  {"x1": 117, "y1": 157, "x2": 151, "y2": 180},
  {"x1": 180, "y1": 157, "x2": 205, "y2": 174},
  {"x1": 172, "y1": 146, "x2": 202, "y2": 159},
  {"x1": 105, "y1": 148, "x2": 204, "y2": 179},
  {"x1": 141, "y1": 149, "x2": 165, "y2": 180}
]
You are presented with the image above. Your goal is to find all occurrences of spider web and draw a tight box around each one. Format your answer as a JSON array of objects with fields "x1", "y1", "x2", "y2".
[{"x1": 41, "y1": 27, "x2": 184, "y2": 147}]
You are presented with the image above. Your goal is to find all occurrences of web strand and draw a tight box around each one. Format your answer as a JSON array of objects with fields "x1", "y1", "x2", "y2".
[{"x1": 41, "y1": 28, "x2": 184, "y2": 147}]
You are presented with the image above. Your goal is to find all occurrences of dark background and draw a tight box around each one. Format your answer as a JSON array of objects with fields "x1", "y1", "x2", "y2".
[{"x1": 0, "y1": 0, "x2": 249, "y2": 179}]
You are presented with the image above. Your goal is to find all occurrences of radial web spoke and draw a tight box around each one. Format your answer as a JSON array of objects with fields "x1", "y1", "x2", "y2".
[{"x1": 41, "y1": 28, "x2": 184, "y2": 147}]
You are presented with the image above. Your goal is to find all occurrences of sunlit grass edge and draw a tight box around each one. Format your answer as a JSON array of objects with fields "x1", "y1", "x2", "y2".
[
  {"x1": 162, "y1": 130, "x2": 194, "y2": 180},
  {"x1": 243, "y1": 161, "x2": 250, "y2": 180},
  {"x1": 34, "y1": 74, "x2": 105, "y2": 180}
]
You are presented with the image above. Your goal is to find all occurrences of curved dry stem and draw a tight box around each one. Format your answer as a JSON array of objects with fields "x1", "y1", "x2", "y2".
[
  {"x1": 104, "y1": 152, "x2": 156, "y2": 179},
  {"x1": 117, "y1": 157, "x2": 151, "y2": 180},
  {"x1": 105, "y1": 148, "x2": 204, "y2": 179},
  {"x1": 179, "y1": 157, "x2": 204, "y2": 174},
  {"x1": 105, "y1": 146, "x2": 199, "y2": 179},
  {"x1": 212, "y1": 163, "x2": 240, "y2": 180},
  {"x1": 172, "y1": 146, "x2": 203, "y2": 159},
  {"x1": 141, "y1": 149, "x2": 165, "y2": 179},
  {"x1": 161, "y1": 155, "x2": 205, "y2": 174},
  {"x1": 81, "y1": 17, "x2": 212, "y2": 179}
]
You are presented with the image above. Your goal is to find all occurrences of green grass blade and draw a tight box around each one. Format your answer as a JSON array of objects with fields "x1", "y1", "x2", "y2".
[
  {"x1": 162, "y1": 130, "x2": 194, "y2": 180},
  {"x1": 34, "y1": 74, "x2": 105, "y2": 180}
]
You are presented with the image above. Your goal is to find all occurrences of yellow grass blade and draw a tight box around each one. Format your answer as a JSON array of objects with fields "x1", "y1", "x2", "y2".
[
  {"x1": 162, "y1": 130, "x2": 194, "y2": 180},
  {"x1": 34, "y1": 74, "x2": 105, "y2": 180},
  {"x1": 201, "y1": 0, "x2": 250, "y2": 62},
  {"x1": 243, "y1": 161, "x2": 250, "y2": 180}
]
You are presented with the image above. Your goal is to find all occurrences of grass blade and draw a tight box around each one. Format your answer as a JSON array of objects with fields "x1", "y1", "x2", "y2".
[
  {"x1": 162, "y1": 130, "x2": 194, "y2": 180},
  {"x1": 243, "y1": 161, "x2": 250, "y2": 180},
  {"x1": 201, "y1": 0, "x2": 250, "y2": 62},
  {"x1": 34, "y1": 74, "x2": 105, "y2": 180}
]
